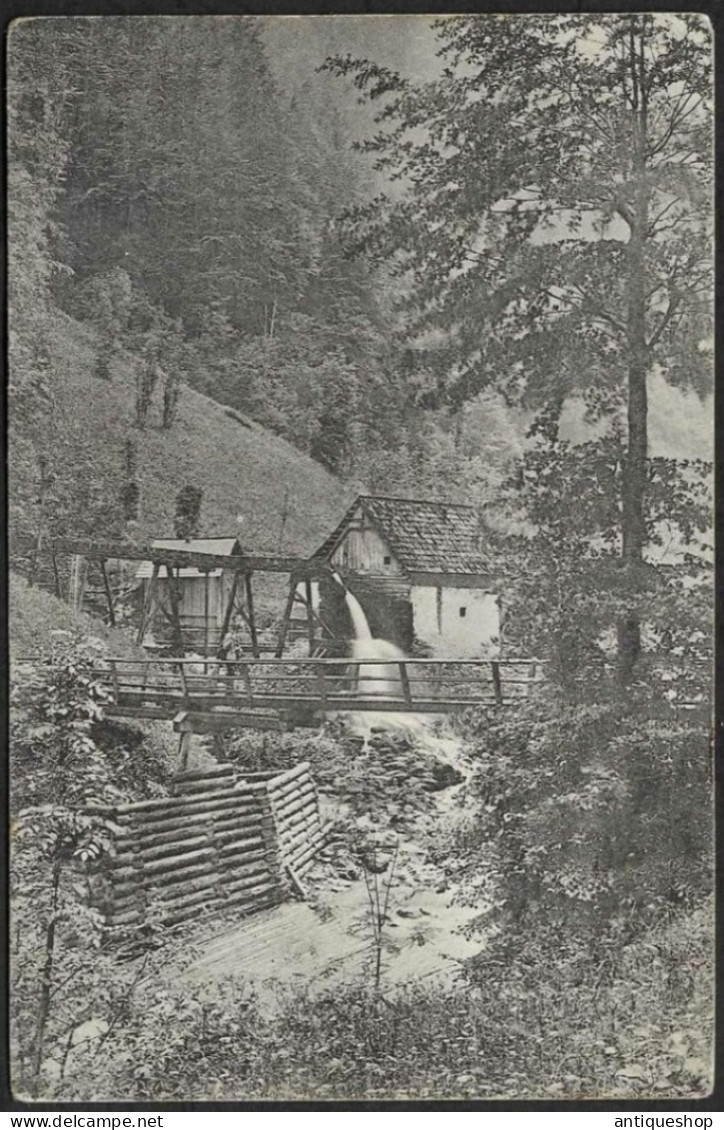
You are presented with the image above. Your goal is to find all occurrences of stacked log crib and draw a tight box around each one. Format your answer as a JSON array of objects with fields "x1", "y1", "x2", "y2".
[{"x1": 97, "y1": 762, "x2": 325, "y2": 931}]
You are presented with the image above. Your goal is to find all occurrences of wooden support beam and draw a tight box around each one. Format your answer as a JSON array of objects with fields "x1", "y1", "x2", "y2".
[
  {"x1": 218, "y1": 571, "x2": 241, "y2": 658},
  {"x1": 203, "y1": 571, "x2": 210, "y2": 659},
  {"x1": 244, "y1": 573, "x2": 260, "y2": 658},
  {"x1": 51, "y1": 550, "x2": 61, "y2": 598},
  {"x1": 178, "y1": 732, "x2": 192, "y2": 773},
  {"x1": 491, "y1": 660, "x2": 503, "y2": 706},
  {"x1": 50, "y1": 537, "x2": 331, "y2": 577},
  {"x1": 398, "y1": 661, "x2": 412, "y2": 707},
  {"x1": 304, "y1": 578, "x2": 315, "y2": 657},
  {"x1": 165, "y1": 565, "x2": 185, "y2": 655},
  {"x1": 136, "y1": 562, "x2": 160, "y2": 645},
  {"x1": 98, "y1": 558, "x2": 116, "y2": 626},
  {"x1": 173, "y1": 710, "x2": 286, "y2": 734},
  {"x1": 275, "y1": 579, "x2": 297, "y2": 657}
]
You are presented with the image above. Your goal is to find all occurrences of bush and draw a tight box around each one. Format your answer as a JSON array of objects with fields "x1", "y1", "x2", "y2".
[
  {"x1": 455, "y1": 684, "x2": 712, "y2": 960},
  {"x1": 55, "y1": 896, "x2": 713, "y2": 1101}
]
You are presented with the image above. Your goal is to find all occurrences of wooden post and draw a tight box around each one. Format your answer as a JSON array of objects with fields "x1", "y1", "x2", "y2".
[
  {"x1": 178, "y1": 732, "x2": 192, "y2": 773},
  {"x1": 177, "y1": 661, "x2": 190, "y2": 705},
  {"x1": 203, "y1": 570, "x2": 210, "y2": 661},
  {"x1": 242, "y1": 665, "x2": 254, "y2": 705},
  {"x1": 110, "y1": 659, "x2": 120, "y2": 702},
  {"x1": 99, "y1": 559, "x2": 116, "y2": 626},
  {"x1": 137, "y1": 562, "x2": 160, "y2": 645},
  {"x1": 304, "y1": 578, "x2": 315, "y2": 656},
  {"x1": 275, "y1": 577, "x2": 297, "y2": 657},
  {"x1": 51, "y1": 550, "x2": 61, "y2": 598},
  {"x1": 315, "y1": 665, "x2": 328, "y2": 710},
  {"x1": 244, "y1": 573, "x2": 260, "y2": 658},
  {"x1": 491, "y1": 660, "x2": 503, "y2": 707},
  {"x1": 257, "y1": 785, "x2": 286, "y2": 900},
  {"x1": 398, "y1": 661, "x2": 412, "y2": 707},
  {"x1": 218, "y1": 571, "x2": 241, "y2": 658},
  {"x1": 165, "y1": 565, "x2": 185, "y2": 656}
]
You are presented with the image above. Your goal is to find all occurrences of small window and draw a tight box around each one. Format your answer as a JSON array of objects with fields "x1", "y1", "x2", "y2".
[
  {"x1": 459, "y1": 606, "x2": 467, "y2": 618},
  {"x1": 383, "y1": 555, "x2": 391, "y2": 566}
]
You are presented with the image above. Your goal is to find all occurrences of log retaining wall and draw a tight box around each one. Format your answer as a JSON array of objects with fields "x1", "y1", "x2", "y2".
[{"x1": 99, "y1": 762, "x2": 324, "y2": 931}]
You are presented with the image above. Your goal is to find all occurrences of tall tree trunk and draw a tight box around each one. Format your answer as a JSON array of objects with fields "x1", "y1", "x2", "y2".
[
  {"x1": 31, "y1": 859, "x2": 61, "y2": 1096},
  {"x1": 618, "y1": 18, "x2": 650, "y2": 683}
]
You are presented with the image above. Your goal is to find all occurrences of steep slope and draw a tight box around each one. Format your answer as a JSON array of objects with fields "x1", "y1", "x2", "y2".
[{"x1": 10, "y1": 312, "x2": 356, "y2": 559}]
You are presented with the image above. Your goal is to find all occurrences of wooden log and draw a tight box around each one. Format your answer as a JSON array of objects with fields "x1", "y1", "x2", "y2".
[
  {"x1": 277, "y1": 807, "x2": 320, "y2": 843},
  {"x1": 115, "y1": 784, "x2": 259, "y2": 816},
  {"x1": 212, "y1": 824, "x2": 263, "y2": 845},
  {"x1": 152, "y1": 878, "x2": 222, "y2": 908},
  {"x1": 217, "y1": 848, "x2": 271, "y2": 872},
  {"x1": 113, "y1": 812, "x2": 265, "y2": 849},
  {"x1": 288, "y1": 827, "x2": 326, "y2": 869},
  {"x1": 217, "y1": 836, "x2": 267, "y2": 859},
  {"x1": 142, "y1": 858, "x2": 217, "y2": 886},
  {"x1": 106, "y1": 908, "x2": 144, "y2": 928},
  {"x1": 268, "y1": 772, "x2": 315, "y2": 805},
  {"x1": 159, "y1": 891, "x2": 224, "y2": 920},
  {"x1": 276, "y1": 810, "x2": 319, "y2": 847},
  {"x1": 266, "y1": 762, "x2": 310, "y2": 791},
  {"x1": 276, "y1": 818, "x2": 320, "y2": 849},
  {"x1": 114, "y1": 820, "x2": 233, "y2": 852},
  {"x1": 286, "y1": 864, "x2": 308, "y2": 900},
  {"x1": 128, "y1": 834, "x2": 213, "y2": 864},
  {"x1": 120, "y1": 793, "x2": 263, "y2": 827},
  {"x1": 235, "y1": 768, "x2": 287, "y2": 781},
  {"x1": 270, "y1": 791, "x2": 316, "y2": 823},
  {"x1": 221, "y1": 884, "x2": 281, "y2": 913},
  {"x1": 278, "y1": 819, "x2": 322, "y2": 861},
  {"x1": 256, "y1": 788, "x2": 284, "y2": 893},
  {"x1": 174, "y1": 763, "x2": 236, "y2": 783},
  {"x1": 171, "y1": 777, "x2": 235, "y2": 795},
  {"x1": 217, "y1": 860, "x2": 273, "y2": 886},
  {"x1": 271, "y1": 783, "x2": 316, "y2": 818},
  {"x1": 174, "y1": 710, "x2": 286, "y2": 735},
  {"x1": 220, "y1": 872, "x2": 280, "y2": 898},
  {"x1": 141, "y1": 845, "x2": 215, "y2": 875}
]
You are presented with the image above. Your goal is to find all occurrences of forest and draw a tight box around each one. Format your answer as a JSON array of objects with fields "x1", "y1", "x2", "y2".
[{"x1": 8, "y1": 13, "x2": 714, "y2": 1103}]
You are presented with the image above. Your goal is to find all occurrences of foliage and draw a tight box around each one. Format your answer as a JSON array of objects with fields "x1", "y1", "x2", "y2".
[
  {"x1": 452, "y1": 681, "x2": 712, "y2": 965},
  {"x1": 487, "y1": 436, "x2": 712, "y2": 684},
  {"x1": 173, "y1": 484, "x2": 204, "y2": 540},
  {"x1": 10, "y1": 631, "x2": 173, "y2": 1097},
  {"x1": 325, "y1": 13, "x2": 713, "y2": 666},
  {"x1": 41, "y1": 896, "x2": 712, "y2": 1101}
]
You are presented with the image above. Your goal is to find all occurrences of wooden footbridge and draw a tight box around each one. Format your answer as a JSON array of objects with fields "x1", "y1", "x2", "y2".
[{"x1": 96, "y1": 655, "x2": 542, "y2": 734}]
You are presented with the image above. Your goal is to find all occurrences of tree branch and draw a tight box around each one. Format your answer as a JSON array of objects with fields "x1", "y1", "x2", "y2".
[{"x1": 647, "y1": 294, "x2": 681, "y2": 349}]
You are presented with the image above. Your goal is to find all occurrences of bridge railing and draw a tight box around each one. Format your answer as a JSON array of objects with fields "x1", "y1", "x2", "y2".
[{"x1": 91, "y1": 655, "x2": 544, "y2": 714}]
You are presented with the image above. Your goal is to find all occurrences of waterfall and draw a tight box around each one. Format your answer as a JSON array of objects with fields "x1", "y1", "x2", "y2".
[
  {"x1": 343, "y1": 589, "x2": 373, "y2": 642},
  {"x1": 334, "y1": 576, "x2": 465, "y2": 765},
  {"x1": 341, "y1": 587, "x2": 404, "y2": 698}
]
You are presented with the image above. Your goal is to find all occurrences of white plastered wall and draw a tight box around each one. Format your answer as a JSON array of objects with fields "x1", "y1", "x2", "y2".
[{"x1": 411, "y1": 585, "x2": 501, "y2": 658}]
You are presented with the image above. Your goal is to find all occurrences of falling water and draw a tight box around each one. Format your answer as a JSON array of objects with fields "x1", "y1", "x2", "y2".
[
  {"x1": 342, "y1": 589, "x2": 404, "y2": 698},
  {"x1": 334, "y1": 578, "x2": 470, "y2": 810},
  {"x1": 343, "y1": 588, "x2": 373, "y2": 643}
]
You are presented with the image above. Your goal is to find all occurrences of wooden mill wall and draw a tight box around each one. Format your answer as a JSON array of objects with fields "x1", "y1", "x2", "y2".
[{"x1": 99, "y1": 762, "x2": 323, "y2": 932}]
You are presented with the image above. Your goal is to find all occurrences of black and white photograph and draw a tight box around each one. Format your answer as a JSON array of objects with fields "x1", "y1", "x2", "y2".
[{"x1": 7, "y1": 12, "x2": 714, "y2": 1103}]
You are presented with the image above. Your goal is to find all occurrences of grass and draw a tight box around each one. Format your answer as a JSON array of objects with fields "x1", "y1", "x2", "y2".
[
  {"x1": 9, "y1": 571, "x2": 148, "y2": 661},
  {"x1": 9, "y1": 309, "x2": 356, "y2": 558}
]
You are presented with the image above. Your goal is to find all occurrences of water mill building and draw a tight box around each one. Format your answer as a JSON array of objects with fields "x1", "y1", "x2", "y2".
[{"x1": 313, "y1": 495, "x2": 502, "y2": 658}]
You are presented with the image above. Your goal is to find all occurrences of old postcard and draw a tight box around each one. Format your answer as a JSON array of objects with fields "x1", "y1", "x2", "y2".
[{"x1": 7, "y1": 13, "x2": 714, "y2": 1103}]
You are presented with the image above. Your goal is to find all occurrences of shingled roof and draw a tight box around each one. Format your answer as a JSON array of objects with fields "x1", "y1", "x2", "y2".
[
  {"x1": 135, "y1": 538, "x2": 241, "y2": 579},
  {"x1": 315, "y1": 496, "x2": 487, "y2": 576}
]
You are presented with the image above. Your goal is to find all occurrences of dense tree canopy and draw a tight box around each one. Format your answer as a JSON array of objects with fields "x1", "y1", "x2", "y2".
[{"x1": 325, "y1": 13, "x2": 713, "y2": 672}]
